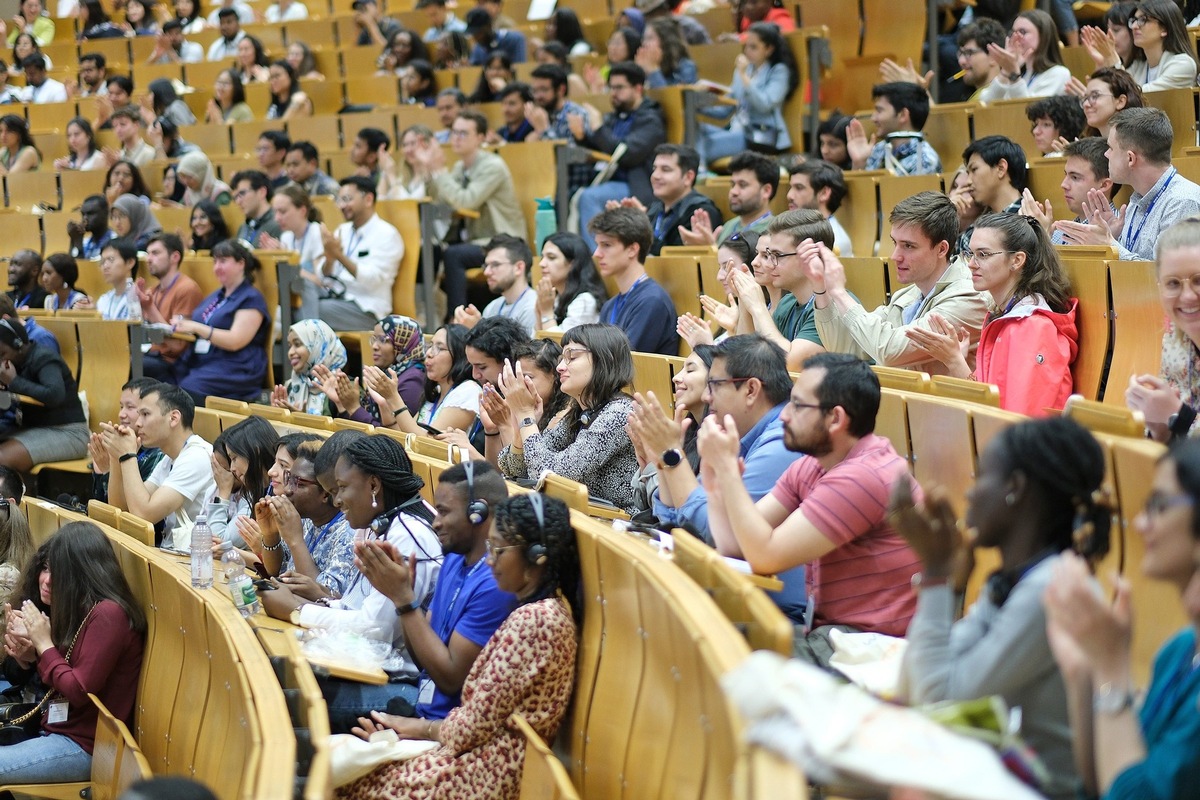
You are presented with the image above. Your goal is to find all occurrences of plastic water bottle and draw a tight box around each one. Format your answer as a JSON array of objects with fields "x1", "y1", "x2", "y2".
[
  {"x1": 190, "y1": 514, "x2": 213, "y2": 590},
  {"x1": 216, "y1": 541, "x2": 241, "y2": 584},
  {"x1": 223, "y1": 547, "x2": 261, "y2": 617},
  {"x1": 124, "y1": 278, "x2": 142, "y2": 322}
]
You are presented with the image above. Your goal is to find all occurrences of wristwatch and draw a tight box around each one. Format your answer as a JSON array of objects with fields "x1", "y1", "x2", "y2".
[
  {"x1": 1167, "y1": 403, "x2": 1196, "y2": 441},
  {"x1": 395, "y1": 599, "x2": 422, "y2": 617},
  {"x1": 659, "y1": 448, "x2": 684, "y2": 469},
  {"x1": 1093, "y1": 682, "x2": 1136, "y2": 715},
  {"x1": 520, "y1": 416, "x2": 537, "y2": 428},
  {"x1": 1005, "y1": 69, "x2": 1022, "y2": 82}
]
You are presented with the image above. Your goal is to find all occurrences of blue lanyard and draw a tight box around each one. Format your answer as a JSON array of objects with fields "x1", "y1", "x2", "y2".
[
  {"x1": 607, "y1": 275, "x2": 647, "y2": 324},
  {"x1": 1125, "y1": 168, "x2": 1176, "y2": 251},
  {"x1": 498, "y1": 288, "x2": 530, "y2": 318},
  {"x1": 307, "y1": 510, "x2": 344, "y2": 555},
  {"x1": 435, "y1": 557, "x2": 487, "y2": 642}
]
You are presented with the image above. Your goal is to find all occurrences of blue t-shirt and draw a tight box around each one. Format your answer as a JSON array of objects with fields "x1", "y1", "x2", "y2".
[
  {"x1": 179, "y1": 280, "x2": 269, "y2": 401},
  {"x1": 599, "y1": 275, "x2": 679, "y2": 356},
  {"x1": 416, "y1": 552, "x2": 516, "y2": 720}
]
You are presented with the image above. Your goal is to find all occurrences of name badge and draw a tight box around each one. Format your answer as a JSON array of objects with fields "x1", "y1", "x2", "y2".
[
  {"x1": 194, "y1": 339, "x2": 211, "y2": 355},
  {"x1": 418, "y1": 677, "x2": 434, "y2": 705},
  {"x1": 47, "y1": 701, "x2": 68, "y2": 724}
]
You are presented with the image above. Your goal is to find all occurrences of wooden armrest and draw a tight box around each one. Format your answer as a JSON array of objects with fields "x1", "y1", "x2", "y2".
[
  {"x1": 453, "y1": 207, "x2": 482, "y2": 220},
  {"x1": 587, "y1": 150, "x2": 613, "y2": 162},
  {"x1": 14, "y1": 393, "x2": 43, "y2": 407}
]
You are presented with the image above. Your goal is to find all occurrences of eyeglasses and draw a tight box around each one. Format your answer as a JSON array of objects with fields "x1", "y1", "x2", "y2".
[
  {"x1": 283, "y1": 470, "x2": 318, "y2": 490},
  {"x1": 482, "y1": 260, "x2": 511, "y2": 271},
  {"x1": 763, "y1": 249, "x2": 798, "y2": 266},
  {"x1": 1009, "y1": 27, "x2": 1032, "y2": 38},
  {"x1": 426, "y1": 343, "x2": 446, "y2": 355},
  {"x1": 1080, "y1": 91, "x2": 1113, "y2": 106},
  {"x1": 957, "y1": 47, "x2": 983, "y2": 59},
  {"x1": 1128, "y1": 13, "x2": 1153, "y2": 27},
  {"x1": 705, "y1": 376, "x2": 750, "y2": 393},
  {"x1": 1142, "y1": 491, "x2": 1193, "y2": 516},
  {"x1": 485, "y1": 539, "x2": 521, "y2": 558},
  {"x1": 559, "y1": 347, "x2": 590, "y2": 364},
  {"x1": 1158, "y1": 274, "x2": 1200, "y2": 297},
  {"x1": 449, "y1": 128, "x2": 473, "y2": 138},
  {"x1": 963, "y1": 248, "x2": 1015, "y2": 264},
  {"x1": 335, "y1": 193, "x2": 361, "y2": 205},
  {"x1": 368, "y1": 333, "x2": 390, "y2": 346}
]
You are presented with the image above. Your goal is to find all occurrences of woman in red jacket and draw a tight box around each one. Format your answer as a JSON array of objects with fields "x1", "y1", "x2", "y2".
[
  {"x1": 0, "y1": 521, "x2": 145, "y2": 783},
  {"x1": 906, "y1": 212, "x2": 1077, "y2": 416}
]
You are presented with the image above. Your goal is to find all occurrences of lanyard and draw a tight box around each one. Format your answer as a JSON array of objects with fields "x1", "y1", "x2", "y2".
[
  {"x1": 607, "y1": 275, "x2": 647, "y2": 324},
  {"x1": 344, "y1": 224, "x2": 363, "y2": 257},
  {"x1": 199, "y1": 287, "x2": 234, "y2": 323},
  {"x1": 1125, "y1": 168, "x2": 1176, "y2": 251},
  {"x1": 498, "y1": 288, "x2": 530, "y2": 318},
  {"x1": 307, "y1": 510, "x2": 344, "y2": 555}
]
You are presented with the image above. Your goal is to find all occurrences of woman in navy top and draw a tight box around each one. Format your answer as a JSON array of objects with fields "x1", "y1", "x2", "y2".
[{"x1": 170, "y1": 239, "x2": 269, "y2": 404}]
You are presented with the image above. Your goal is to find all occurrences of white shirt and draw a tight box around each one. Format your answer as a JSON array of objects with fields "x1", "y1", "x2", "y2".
[
  {"x1": 97, "y1": 286, "x2": 133, "y2": 320},
  {"x1": 265, "y1": 1, "x2": 308, "y2": 22},
  {"x1": 206, "y1": 30, "x2": 245, "y2": 61},
  {"x1": 148, "y1": 434, "x2": 217, "y2": 551},
  {"x1": 206, "y1": 2, "x2": 254, "y2": 25},
  {"x1": 297, "y1": 512, "x2": 441, "y2": 681},
  {"x1": 331, "y1": 213, "x2": 403, "y2": 320},
  {"x1": 21, "y1": 77, "x2": 67, "y2": 104},
  {"x1": 829, "y1": 214, "x2": 854, "y2": 258}
]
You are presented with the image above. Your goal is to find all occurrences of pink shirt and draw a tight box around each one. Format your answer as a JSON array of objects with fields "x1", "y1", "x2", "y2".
[{"x1": 770, "y1": 434, "x2": 920, "y2": 637}]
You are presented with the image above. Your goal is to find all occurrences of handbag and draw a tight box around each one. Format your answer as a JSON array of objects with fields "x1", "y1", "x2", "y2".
[
  {"x1": 745, "y1": 123, "x2": 782, "y2": 154},
  {"x1": 0, "y1": 604, "x2": 99, "y2": 745}
]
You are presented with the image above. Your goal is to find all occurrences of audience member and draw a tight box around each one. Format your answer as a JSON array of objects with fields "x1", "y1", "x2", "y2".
[
  {"x1": 682, "y1": 151, "x2": 776, "y2": 247},
  {"x1": 1056, "y1": 108, "x2": 1200, "y2": 261},
  {"x1": 136, "y1": 233, "x2": 205, "y2": 381},
  {"x1": 349, "y1": 126, "x2": 388, "y2": 184},
  {"x1": 1120, "y1": 0, "x2": 1197, "y2": 91},
  {"x1": 175, "y1": 152, "x2": 230, "y2": 206},
  {"x1": 697, "y1": 22, "x2": 795, "y2": 165},
  {"x1": 170, "y1": 239, "x2": 270, "y2": 403},
  {"x1": 6, "y1": 248, "x2": 46, "y2": 309},
  {"x1": 0, "y1": 114, "x2": 37, "y2": 175},
  {"x1": 318, "y1": 176, "x2": 403, "y2": 330},
  {"x1": 149, "y1": 19, "x2": 204, "y2": 64},
  {"x1": 526, "y1": 63, "x2": 587, "y2": 141},
  {"x1": 206, "y1": 7, "x2": 245, "y2": 60},
  {"x1": 67, "y1": 194, "x2": 111, "y2": 259},
  {"x1": 327, "y1": 314, "x2": 426, "y2": 426},
  {"x1": 382, "y1": 323, "x2": 481, "y2": 435},
  {"x1": 188, "y1": 200, "x2": 230, "y2": 251},
  {"x1": 258, "y1": 184, "x2": 325, "y2": 318},
  {"x1": 462, "y1": 315, "x2": 529, "y2": 389},
  {"x1": 816, "y1": 113, "x2": 851, "y2": 170},
  {"x1": 629, "y1": 143, "x2": 721, "y2": 256},
  {"x1": 488, "y1": 80, "x2": 533, "y2": 143},
  {"x1": 0, "y1": 317, "x2": 88, "y2": 470},
  {"x1": 574, "y1": 62, "x2": 667, "y2": 249},
  {"x1": 453, "y1": 234, "x2": 536, "y2": 333},
  {"x1": 497, "y1": 323, "x2": 640, "y2": 512},
  {"x1": 432, "y1": 88, "x2": 464, "y2": 143},
  {"x1": 207, "y1": 415, "x2": 278, "y2": 547},
  {"x1": 352, "y1": 0, "x2": 401, "y2": 47},
  {"x1": 0, "y1": 523, "x2": 145, "y2": 783},
  {"x1": 847, "y1": 82, "x2": 940, "y2": 175},
  {"x1": 86, "y1": 238, "x2": 139, "y2": 320},
  {"x1": 89, "y1": 377, "x2": 165, "y2": 506},
  {"x1": 1022, "y1": 137, "x2": 1114, "y2": 245},
  {"x1": 415, "y1": 111, "x2": 524, "y2": 316},
  {"x1": 1025, "y1": 95, "x2": 1086, "y2": 156},
  {"x1": 911, "y1": 212, "x2": 1077, "y2": 416},
  {"x1": 103, "y1": 159, "x2": 150, "y2": 204},
  {"x1": 589, "y1": 206, "x2": 679, "y2": 356},
  {"x1": 700, "y1": 352, "x2": 920, "y2": 660},
  {"x1": 534, "y1": 232, "x2": 606, "y2": 332},
  {"x1": 38, "y1": 253, "x2": 86, "y2": 311},
  {"x1": 265, "y1": 61, "x2": 311, "y2": 120},
  {"x1": 206, "y1": 0, "x2": 254, "y2": 25},
  {"x1": 109, "y1": 194, "x2": 162, "y2": 249},
  {"x1": 102, "y1": 383, "x2": 215, "y2": 549},
  {"x1": 107, "y1": 107, "x2": 155, "y2": 167},
  {"x1": 254, "y1": 130, "x2": 290, "y2": 187},
  {"x1": 286, "y1": 41, "x2": 324, "y2": 80},
  {"x1": 269, "y1": 319, "x2": 346, "y2": 415},
  {"x1": 378, "y1": 28, "x2": 430, "y2": 76},
  {"x1": 286, "y1": 141, "x2": 339, "y2": 196},
  {"x1": 265, "y1": 0, "x2": 307, "y2": 23},
  {"x1": 786, "y1": 159, "x2": 852, "y2": 256},
  {"x1": 204, "y1": 69, "x2": 253, "y2": 123},
  {"x1": 231, "y1": 169, "x2": 282, "y2": 246},
  {"x1": 19, "y1": 55, "x2": 64, "y2": 103},
  {"x1": 956, "y1": 19, "x2": 1005, "y2": 102},
  {"x1": 980, "y1": 10, "x2": 1071, "y2": 101},
  {"x1": 892, "y1": 417, "x2": 1110, "y2": 800},
  {"x1": 56, "y1": 116, "x2": 103, "y2": 171},
  {"x1": 73, "y1": 52, "x2": 106, "y2": 94},
  {"x1": 340, "y1": 493, "x2": 577, "y2": 797},
  {"x1": 812, "y1": 192, "x2": 988, "y2": 375},
  {"x1": 464, "y1": 6, "x2": 525, "y2": 65},
  {"x1": 1079, "y1": 67, "x2": 1143, "y2": 138},
  {"x1": 637, "y1": 17, "x2": 694, "y2": 87}
]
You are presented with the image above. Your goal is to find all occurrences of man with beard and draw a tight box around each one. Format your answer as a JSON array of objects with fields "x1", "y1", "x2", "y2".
[
  {"x1": 135, "y1": 234, "x2": 204, "y2": 381},
  {"x1": 452, "y1": 234, "x2": 536, "y2": 335},
  {"x1": 786, "y1": 159, "x2": 853, "y2": 257},
  {"x1": 68, "y1": 194, "x2": 114, "y2": 259},
  {"x1": 680, "y1": 150, "x2": 776, "y2": 247},
  {"x1": 699, "y1": 352, "x2": 920, "y2": 663},
  {"x1": 6, "y1": 249, "x2": 46, "y2": 310}
]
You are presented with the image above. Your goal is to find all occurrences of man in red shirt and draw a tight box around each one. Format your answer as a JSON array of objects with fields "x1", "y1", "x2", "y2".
[{"x1": 700, "y1": 352, "x2": 920, "y2": 663}]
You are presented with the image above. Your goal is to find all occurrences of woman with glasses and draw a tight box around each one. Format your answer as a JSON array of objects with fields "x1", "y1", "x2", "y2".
[
  {"x1": 1110, "y1": 0, "x2": 1196, "y2": 91},
  {"x1": 317, "y1": 315, "x2": 426, "y2": 428},
  {"x1": 205, "y1": 70, "x2": 253, "y2": 124},
  {"x1": 1078, "y1": 67, "x2": 1144, "y2": 138},
  {"x1": 1079, "y1": 2, "x2": 1144, "y2": 73},
  {"x1": 980, "y1": 9, "x2": 1071, "y2": 101},
  {"x1": 337, "y1": 493, "x2": 580, "y2": 800},
  {"x1": 534, "y1": 233, "x2": 607, "y2": 333},
  {"x1": 1044, "y1": 438, "x2": 1200, "y2": 799},
  {"x1": 375, "y1": 324, "x2": 479, "y2": 437},
  {"x1": 260, "y1": 435, "x2": 440, "y2": 733},
  {"x1": 891, "y1": 417, "x2": 1110, "y2": 799},
  {"x1": 905, "y1": 212, "x2": 1077, "y2": 416},
  {"x1": 264, "y1": 60, "x2": 312, "y2": 121},
  {"x1": 237, "y1": 437, "x2": 356, "y2": 603},
  {"x1": 1127, "y1": 218, "x2": 1200, "y2": 442},
  {"x1": 497, "y1": 323, "x2": 641, "y2": 513},
  {"x1": 0, "y1": 523, "x2": 145, "y2": 784}
]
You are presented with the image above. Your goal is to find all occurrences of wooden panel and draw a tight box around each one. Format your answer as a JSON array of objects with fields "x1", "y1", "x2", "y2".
[
  {"x1": 1060, "y1": 256, "x2": 1112, "y2": 401},
  {"x1": 1106, "y1": 260, "x2": 1162, "y2": 406}
]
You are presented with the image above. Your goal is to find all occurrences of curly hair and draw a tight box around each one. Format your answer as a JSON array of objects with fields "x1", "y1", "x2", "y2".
[{"x1": 491, "y1": 494, "x2": 582, "y2": 623}]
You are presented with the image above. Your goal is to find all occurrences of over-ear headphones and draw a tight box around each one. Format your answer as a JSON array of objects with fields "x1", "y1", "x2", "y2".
[
  {"x1": 369, "y1": 495, "x2": 424, "y2": 536},
  {"x1": 0, "y1": 319, "x2": 25, "y2": 349},
  {"x1": 463, "y1": 460, "x2": 489, "y2": 526},
  {"x1": 525, "y1": 492, "x2": 547, "y2": 566}
]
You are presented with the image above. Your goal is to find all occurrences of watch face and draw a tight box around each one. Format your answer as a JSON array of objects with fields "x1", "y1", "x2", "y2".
[{"x1": 661, "y1": 449, "x2": 683, "y2": 467}]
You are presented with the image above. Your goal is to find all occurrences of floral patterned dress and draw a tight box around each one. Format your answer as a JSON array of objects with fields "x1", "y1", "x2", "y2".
[{"x1": 335, "y1": 597, "x2": 578, "y2": 800}]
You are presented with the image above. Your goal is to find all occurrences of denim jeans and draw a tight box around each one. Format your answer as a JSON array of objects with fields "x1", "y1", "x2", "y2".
[
  {"x1": 318, "y1": 676, "x2": 419, "y2": 735},
  {"x1": 0, "y1": 732, "x2": 91, "y2": 782}
]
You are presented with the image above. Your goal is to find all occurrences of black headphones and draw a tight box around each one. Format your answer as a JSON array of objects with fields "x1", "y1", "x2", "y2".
[
  {"x1": 985, "y1": 547, "x2": 1057, "y2": 608},
  {"x1": 0, "y1": 318, "x2": 25, "y2": 349},
  {"x1": 525, "y1": 492, "x2": 548, "y2": 566},
  {"x1": 369, "y1": 494, "x2": 425, "y2": 537},
  {"x1": 463, "y1": 460, "x2": 490, "y2": 526}
]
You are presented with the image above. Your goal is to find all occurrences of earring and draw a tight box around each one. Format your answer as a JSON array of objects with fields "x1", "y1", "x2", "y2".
[
  {"x1": 1005, "y1": 492, "x2": 1016, "y2": 506},
  {"x1": 372, "y1": 490, "x2": 378, "y2": 509}
]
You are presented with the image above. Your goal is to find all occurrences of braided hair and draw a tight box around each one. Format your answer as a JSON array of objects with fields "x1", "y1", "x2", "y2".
[
  {"x1": 992, "y1": 417, "x2": 1111, "y2": 560},
  {"x1": 341, "y1": 435, "x2": 434, "y2": 525},
  {"x1": 491, "y1": 494, "x2": 582, "y2": 624}
]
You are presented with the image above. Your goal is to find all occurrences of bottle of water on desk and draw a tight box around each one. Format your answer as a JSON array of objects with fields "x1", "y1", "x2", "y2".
[
  {"x1": 216, "y1": 541, "x2": 240, "y2": 583},
  {"x1": 220, "y1": 545, "x2": 261, "y2": 617},
  {"x1": 124, "y1": 278, "x2": 142, "y2": 322},
  {"x1": 190, "y1": 514, "x2": 213, "y2": 590}
]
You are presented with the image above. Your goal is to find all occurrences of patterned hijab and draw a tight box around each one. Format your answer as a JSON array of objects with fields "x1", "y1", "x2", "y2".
[
  {"x1": 362, "y1": 315, "x2": 425, "y2": 421},
  {"x1": 286, "y1": 319, "x2": 347, "y2": 415}
]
